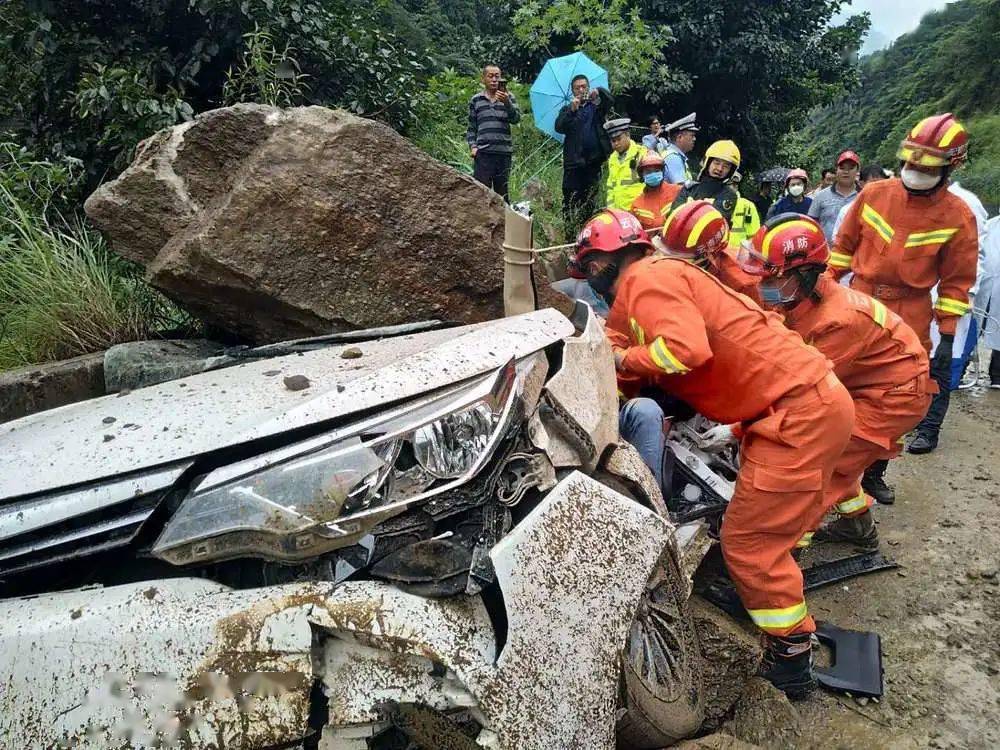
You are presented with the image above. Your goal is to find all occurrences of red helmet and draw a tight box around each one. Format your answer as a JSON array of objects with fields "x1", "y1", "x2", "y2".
[
  {"x1": 738, "y1": 213, "x2": 829, "y2": 277},
  {"x1": 570, "y1": 209, "x2": 653, "y2": 277},
  {"x1": 637, "y1": 150, "x2": 665, "y2": 174},
  {"x1": 837, "y1": 150, "x2": 861, "y2": 167},
  {"x1": 898, "y1": 113, "x2": 968, "y2": 168},
  {"x1": 784, "y1": 168, "x2": 808, "y2": 187},
  {"x1": 661, "y1": 201, "x2": 729, "y2": 260}
]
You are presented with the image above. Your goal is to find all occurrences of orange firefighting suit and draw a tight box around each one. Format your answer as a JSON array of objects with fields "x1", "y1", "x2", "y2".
[
  {"x1": 831, "y1": 178, "x2": 978, "y2": 351},
  {"x1": 629, "y1": 182, "x2": 683, "y2": 231},
  {"x1": 781, "y1": 275, "x2": 933, "y2": 523},
  {"x1": 607, "y1": 257, "x2": 854, "y2": 636},
  {"x1": 709, "y1": 246, "x2": 762, "y2": 304}
]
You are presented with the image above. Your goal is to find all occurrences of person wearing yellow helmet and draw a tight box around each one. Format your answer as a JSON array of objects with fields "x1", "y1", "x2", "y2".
[{"x1": 668, "y1": 139, "x2": 741, "y2": 223}]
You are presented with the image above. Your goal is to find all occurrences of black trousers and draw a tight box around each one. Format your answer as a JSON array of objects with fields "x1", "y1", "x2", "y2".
[
  {"x1": 562, "y1": 160, "x2": 604, "y2": 239},
  {"x1": 473, "y1": 151, "x2": 511, "y2": 203},
  {"x1": 916, "y1": 366, "x2": 951, "y2": 439}
]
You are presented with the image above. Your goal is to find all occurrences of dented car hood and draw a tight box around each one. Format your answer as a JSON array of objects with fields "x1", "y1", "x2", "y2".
[{"x1": 0, "y1": 309, "x2": 573, "y2": 500}]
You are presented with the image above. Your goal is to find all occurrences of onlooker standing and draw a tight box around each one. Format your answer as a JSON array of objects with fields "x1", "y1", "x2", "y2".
[
  {"x1": 663, "y1": 112, "x2": 699, "y2": 184},
  {"x1": 555, "y1": 74, "x2": 614, "y2": 236},
  {"x1": 808, "y1": 151, "x2": 860, "y2": 240},
  {"x1": 466, "y1": 64, "x2": 521, "y2": 202},
  {"x1": 752, "y1": 179, "x2": 775, "y2": 221},
  {"x1": 831, "y1": 164, "x2": 887, "y2": 238},
  {"x1": 642, "y1": 116, "x2": 669, "y2": 153},
  {"x1": 766, "y1": 169, "x2": 812, "y2": 218},
  {"x1": 808, "y1": 169, "x2": 835, "y2": 197},
  {"x1": 980, "y1": 216, "x2": 1000, "y2": 387}
]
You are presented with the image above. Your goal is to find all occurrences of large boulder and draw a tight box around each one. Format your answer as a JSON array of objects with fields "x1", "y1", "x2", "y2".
[{"x1": 85, "y1": 105, "x2": 508, "y2": 343}]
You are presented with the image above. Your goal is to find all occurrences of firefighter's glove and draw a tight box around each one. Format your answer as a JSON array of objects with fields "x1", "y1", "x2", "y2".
[
  {"x1": 696, "y1": 423, "x2": 738, "y2": 451},
  {"x1": 930, "y1": 334, "x2": 954, "y2": 385}
]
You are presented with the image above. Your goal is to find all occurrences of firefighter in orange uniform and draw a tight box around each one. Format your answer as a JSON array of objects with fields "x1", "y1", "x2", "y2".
[
  {"x1": 659, "y1": 200, "x2": 760, "y2": 302},
  {"x1": 571, "y1": 208, "x2": 854, "y2": 699},
  {"x1": 832, "y1": 113, "x2": 977, "y2": 461},
  {"x1": 740, "y1": 214, "x2": 934, "y2": 550},
  {"x1": 629, "y1": 151, "x2": 682, "y2": 231}
]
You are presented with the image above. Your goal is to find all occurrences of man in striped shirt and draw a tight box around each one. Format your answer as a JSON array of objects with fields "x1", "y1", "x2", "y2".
[{"x1": 466, "y1": 64, "x2": 521, "y2": 202}]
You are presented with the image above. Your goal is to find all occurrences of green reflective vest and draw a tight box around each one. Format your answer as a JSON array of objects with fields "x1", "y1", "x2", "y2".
[
  {"x1": 728, "y1": 195, "x2": 761, "y2": 248},
  {"x1": 606, "y1": 142, "x2": 648, "y2": 211}
]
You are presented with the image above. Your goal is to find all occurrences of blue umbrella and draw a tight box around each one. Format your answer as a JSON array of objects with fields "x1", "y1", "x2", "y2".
[{"x1": 530, "y1": 52, "x2": 609, "y2": 143}]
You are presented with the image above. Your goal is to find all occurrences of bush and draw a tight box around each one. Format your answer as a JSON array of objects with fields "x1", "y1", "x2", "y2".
[{"x1": 0, "y1": 154, "x2": 191, "y2": 370}]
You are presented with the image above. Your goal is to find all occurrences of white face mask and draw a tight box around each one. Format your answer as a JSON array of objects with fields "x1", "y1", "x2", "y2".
[
  {"x1": 788, "y1": 184, "x2": 805, "y2": 197},
  {"x1": 900, "y1": 165, "x2": 941, "y2": 191}
]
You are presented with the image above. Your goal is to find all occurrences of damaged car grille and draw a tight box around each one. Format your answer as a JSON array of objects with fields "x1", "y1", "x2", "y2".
[{"x1": 0, "y1": 462, "x2": 189, "y2": 579}]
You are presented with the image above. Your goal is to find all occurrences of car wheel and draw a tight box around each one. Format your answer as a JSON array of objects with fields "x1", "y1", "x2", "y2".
[{"x1": 616, "y1": 543, "x2": 705, "y2": 748}]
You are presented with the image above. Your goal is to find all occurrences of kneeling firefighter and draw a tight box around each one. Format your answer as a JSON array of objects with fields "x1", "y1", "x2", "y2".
[
  {"x1": 740, "y1": 214, "x2": 935, "y2": 550},
  {"x1": 571, "y1": 208, "x2": 854, "y2": 698}
]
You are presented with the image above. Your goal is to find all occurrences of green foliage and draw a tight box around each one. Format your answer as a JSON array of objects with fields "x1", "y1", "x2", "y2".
[
  {"x1": 223, "y1": 27, "x2": 310, "y2": 107},
  {"x1": 513, "y1": 0, "x2": 672, "y2": 89},
  {"x1": 789, "y1": 0, "x2": 1000, "y2": 206},
  {"x1": 1, "y1": 0, "x2": 431, "y2": 192},
  {"x1": 0, "y1": 141, "x2": 84, "y2": 217},
  {"x1": 0, "y1": 185, "x2": 188, "y2": 370}
]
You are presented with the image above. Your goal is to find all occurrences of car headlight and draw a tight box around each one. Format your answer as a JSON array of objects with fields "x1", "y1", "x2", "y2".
[{"x1": 151, "y1": 361, "x2": 521, "y2": 566}]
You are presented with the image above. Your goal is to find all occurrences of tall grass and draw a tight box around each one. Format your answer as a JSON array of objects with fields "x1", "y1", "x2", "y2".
[{"x1": 0, "y1": 184, "x2": 188, "y2": 370}]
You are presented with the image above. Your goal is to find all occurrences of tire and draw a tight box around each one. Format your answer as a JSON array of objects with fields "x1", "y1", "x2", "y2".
[{"x1": 615, "y1": 535, "x2": 705, "y2": 748}]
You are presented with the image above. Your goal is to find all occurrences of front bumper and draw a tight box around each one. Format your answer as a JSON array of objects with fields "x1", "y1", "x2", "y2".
[{"x1": 0, "y1": 472, "x2": 671, "y2": 749}]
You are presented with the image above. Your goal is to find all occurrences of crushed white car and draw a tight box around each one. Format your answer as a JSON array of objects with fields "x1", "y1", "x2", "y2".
[{"x1": 0, "y1": 210, "x2": 724, "y2": 749}]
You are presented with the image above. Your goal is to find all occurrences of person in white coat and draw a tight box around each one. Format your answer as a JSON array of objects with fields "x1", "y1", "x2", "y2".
[{"x1": 979, "y1": 215, "x2": 1000, "y2": 387}]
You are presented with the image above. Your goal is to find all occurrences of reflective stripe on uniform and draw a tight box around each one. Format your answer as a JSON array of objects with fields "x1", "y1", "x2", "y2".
[
  {"x1": 905, "y1": 228, "x2": 959, "y2": 248},
  {"x1": 836, "y1": 491, "x2": 869, "y2": 515},
  {"x1": 829, "y1": 251, "x2": 853, "y2": 269},
  {"x1": 935, "y1": 296, "x2": 970, "y2": 315},
  {"x1": 861, "y1": 203, "x2": 894, "y2": 244},
  {"x1": 871, "y1": 299, "x2": 888, "y2": 327},
  {"x1": 747, "y1": 601, "x2": 809, "y2": 632},
  {"x1": 629, "y1": 317, "x2": 647, "y2": 345},
  {"x1": 632, "y1": 208, "x2": 655, "y2": 220},
  {"x1": 795, "y1": 531, "x2": 814, "y2": 549},
  {"x1": 649, "y1": 336, "x2": 689, "y2": 374}
]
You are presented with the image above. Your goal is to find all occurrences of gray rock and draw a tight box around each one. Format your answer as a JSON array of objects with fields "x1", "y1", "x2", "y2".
[
  {"x1": 0, "y1": 352, "x2": 106, "y2": 423},
  {"x1": 85, "y1": 105, "x2": 507, "y2": 343},
  {"x1": 103, "y1": 339, "x2": 227, "y2": 392},
  {"x1": 674, "y1": 731, "x2": 762, "y2": 749}
]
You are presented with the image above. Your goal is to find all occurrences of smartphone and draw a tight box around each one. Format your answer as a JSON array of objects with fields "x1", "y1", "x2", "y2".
[{"x1": 498, "y1": 79, "x2": 507, "y2": 92}]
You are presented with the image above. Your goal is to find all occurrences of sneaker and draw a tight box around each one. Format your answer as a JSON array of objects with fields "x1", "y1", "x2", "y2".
[
  {"x1": 761, "y1": 632, "x2": 817, "y2": 700},
  {"x1": 907, "y1": 433, "x2": 938, "y2": 454},
  {"x1": 813, "y1": 511, "x2": 879, "y2": 552}
]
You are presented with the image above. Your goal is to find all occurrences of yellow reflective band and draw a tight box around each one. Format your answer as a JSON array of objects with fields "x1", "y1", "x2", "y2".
[
  {"x1": 871, "y1": 299, "x2": 888, "y2": 328},
  {"x1": 829, "y1": 251, "x2": 854, "y2": 269},
  {"x1": 836, "y1": 491, "x2": 869, "y2": 515},
  {"x1": 659, "y1": 204, "x2": 672, "y2": 217},
  {"x1": 687, "y1": 210, "x2": 719, "y2": 249},
  {"x1": 633, "y1": 208, "x2": 655, "y2": 219},
  {"x1": 795, "y1": 532, "x2": 814, "y2": 549},
  {"x1": 934, "y1": 297, "x2": 970, "y2": 316},
  {"x1": 905, "y1": 228, "x2": 958, "y2": 248},
  {"x1": 629, "y1": 317, "x2": 646, "y2": 345},
  {"x1": 861, "y1": 204, "x2": 895, "y2": 245},
  {"x1": 911, "y1": 119, "x2": 929, "y2": 138},
  {"x1": 747, "y1": 601, "x2": 809, "y2": 631},
  {"x1": 939, "y1": 122, "x2": 965, "y2": 148},
  {"x1": 649, "y1": 336, "x2": 689, "y2": 374}
]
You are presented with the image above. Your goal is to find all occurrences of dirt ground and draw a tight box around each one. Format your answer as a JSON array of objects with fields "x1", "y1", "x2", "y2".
[{"x1": 793, "y1": 381, "x2": 1000, "y2": 749}]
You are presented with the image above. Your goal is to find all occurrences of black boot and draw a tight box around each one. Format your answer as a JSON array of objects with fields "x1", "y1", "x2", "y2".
[
  {"x1": 907, "y1": 432, "x2": 938, "y2": 454},
  {"x1": 990, "y1": 350, "x2": 1000, "y2": 389},
  {"x1": 813, "y1": 510, "x2": 879, "y2": 552},
  {"x1": 862, "y1": 459, "x2": 894, "y2": 505},
  {"x1": 761, "y1": 632, "x2": 816, "y2": 700}
]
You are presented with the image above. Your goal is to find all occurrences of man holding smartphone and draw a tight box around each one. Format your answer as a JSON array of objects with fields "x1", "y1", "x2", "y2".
[{"x1": 466, "y1": 64, "x2": 521, "y2": 202}]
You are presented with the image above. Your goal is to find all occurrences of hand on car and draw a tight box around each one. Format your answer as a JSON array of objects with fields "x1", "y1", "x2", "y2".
[{"x1": 696, "y1": 423, "x2": 737, "y2": 451}]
